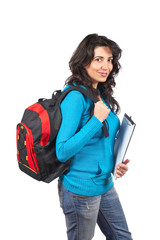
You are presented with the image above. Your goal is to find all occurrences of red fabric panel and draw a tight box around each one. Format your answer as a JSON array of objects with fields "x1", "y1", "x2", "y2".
[
  {"x1": 16, "y1": 125, "x2": 20, "y2": 160},
  {"x1": 27, "y1": 103, "x2": 50, "y2": 146},
  {"x1": 20, "y1": 123, "x2": 39, "y2": 172},
  {"x1": 25, "y1": 133, "x2": 37, "y2": 173}
]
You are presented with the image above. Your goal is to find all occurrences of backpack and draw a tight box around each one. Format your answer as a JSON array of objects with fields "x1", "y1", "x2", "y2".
[{"x1": 16, "y1": 86, "x2": 109, "y2": 183}]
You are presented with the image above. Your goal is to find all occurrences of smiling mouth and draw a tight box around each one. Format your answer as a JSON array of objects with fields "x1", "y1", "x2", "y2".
[{"x1": 98, "y1": 72, "x2": 108, "y2": 77}]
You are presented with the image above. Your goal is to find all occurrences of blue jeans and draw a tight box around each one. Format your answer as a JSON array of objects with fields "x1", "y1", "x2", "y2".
[{"x1": 58, "y1": 180, "x2": 132, "y2": 240}]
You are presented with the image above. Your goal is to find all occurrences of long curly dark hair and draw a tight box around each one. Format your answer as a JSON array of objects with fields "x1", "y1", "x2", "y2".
[{"x1": 65, "y1": 33, "x2": 122, "y2": 114}]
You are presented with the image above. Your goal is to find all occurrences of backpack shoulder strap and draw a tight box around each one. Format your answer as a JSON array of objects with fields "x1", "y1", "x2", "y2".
[{"x1": 57, "y1": 86, "x2": 98, "y2": 103}]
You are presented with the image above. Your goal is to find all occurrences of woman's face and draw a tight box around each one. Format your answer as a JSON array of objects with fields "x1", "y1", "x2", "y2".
[{"x1": 85, "y1": 46, "x2": 113, "y2": 88}]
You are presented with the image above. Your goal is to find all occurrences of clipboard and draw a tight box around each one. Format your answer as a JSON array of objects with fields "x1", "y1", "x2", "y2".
[{"x1": 113, "y1": 113, "x2": 136, "y2": 178}]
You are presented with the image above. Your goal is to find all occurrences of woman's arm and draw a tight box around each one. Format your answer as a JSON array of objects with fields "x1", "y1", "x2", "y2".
[{"x1": 56, "y1": 90, "x2": 103, "y2": 162}]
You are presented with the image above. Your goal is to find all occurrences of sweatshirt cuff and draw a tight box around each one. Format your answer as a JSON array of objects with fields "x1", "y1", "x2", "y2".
[{"x1": 85, "y1": 115, "x2": 103, "y2": 138}]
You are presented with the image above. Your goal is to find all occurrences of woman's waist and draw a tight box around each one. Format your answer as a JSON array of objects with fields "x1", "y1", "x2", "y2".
[
  {"x1": 60, "y1": 172, "x2": 114, "y2": 196},
  {"x1": 70, "y1": 151, "x2": 114, "y2": 172}
]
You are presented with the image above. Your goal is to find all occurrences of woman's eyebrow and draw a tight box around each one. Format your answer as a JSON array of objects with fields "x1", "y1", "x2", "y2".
[
  {"x1": 94, "y1": 56, "x2": 103, "y2": 59},
  {"x1": 94, "y1": 55, "x2": 113, "y2": 59}
]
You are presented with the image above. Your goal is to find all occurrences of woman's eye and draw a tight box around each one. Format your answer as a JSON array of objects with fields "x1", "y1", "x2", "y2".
[
  {"x1": 95, "y1": 58, "x2": 102, "y2": 62},
  {"x1": 108, "y1": 59, "x2": 113, "y2": 63}
]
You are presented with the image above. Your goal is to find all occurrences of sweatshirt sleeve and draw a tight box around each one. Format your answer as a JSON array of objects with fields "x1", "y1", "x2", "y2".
[{"x1": 56, "y1": 90, "x2": 103, "y2": 162}]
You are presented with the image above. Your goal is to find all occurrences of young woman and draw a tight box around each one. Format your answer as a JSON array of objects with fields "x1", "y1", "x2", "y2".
[{"x1": 56, "y1": 34, "x2": 132, "y2": 240}]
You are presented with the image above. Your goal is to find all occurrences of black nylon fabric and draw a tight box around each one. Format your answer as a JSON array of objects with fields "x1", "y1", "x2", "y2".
[
  {"x1": 21, "y1": 109, "x2": 42, "y2": 144},
  {"x1": 38, "y1": 98, "x2": 62, "y2": 143}
]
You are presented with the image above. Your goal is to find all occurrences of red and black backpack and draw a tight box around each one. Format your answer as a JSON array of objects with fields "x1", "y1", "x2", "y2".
[{"x1": 16, "y1": 86, "x2": 110, "y2": 183}]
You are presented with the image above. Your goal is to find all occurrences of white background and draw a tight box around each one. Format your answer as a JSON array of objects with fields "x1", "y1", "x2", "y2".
[{"x1": 0, "y1": 0, "x2": 160, "y2": 239}]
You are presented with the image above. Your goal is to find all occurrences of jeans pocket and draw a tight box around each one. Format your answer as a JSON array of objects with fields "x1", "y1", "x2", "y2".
[{"x1": 71, "y1": 193, "x2": 92, "y2": 200}]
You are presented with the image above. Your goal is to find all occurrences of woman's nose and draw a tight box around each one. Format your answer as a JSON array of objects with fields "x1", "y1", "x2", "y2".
[{"x1": 101, "y1": 61, "x2": 109, "y2": 70}]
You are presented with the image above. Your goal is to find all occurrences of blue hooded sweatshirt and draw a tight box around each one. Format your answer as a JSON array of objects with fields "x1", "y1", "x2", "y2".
[{"x1": 56, "y1": 85, "x2": 120, "y2": 196}]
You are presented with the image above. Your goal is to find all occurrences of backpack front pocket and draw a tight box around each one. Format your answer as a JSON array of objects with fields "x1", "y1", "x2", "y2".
[{"x1": 16, "y1": 123, "x2": 40, "y2": 180}]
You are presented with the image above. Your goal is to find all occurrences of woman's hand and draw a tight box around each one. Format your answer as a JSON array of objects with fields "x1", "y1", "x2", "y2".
[
  {"x1": 115, "y1": 159, "x2": 130, "y2": 178},
  {"x1": 94, "y1": 100, "x2": 110, "y2": 122}
]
